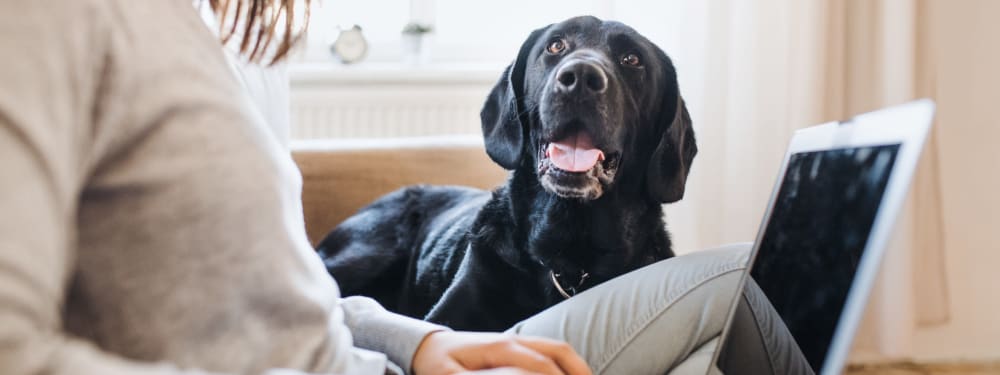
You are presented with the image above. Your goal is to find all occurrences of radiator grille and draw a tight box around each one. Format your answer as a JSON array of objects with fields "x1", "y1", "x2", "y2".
[{"x1": 289, "y1": 73, "x2": 495, "y2": 139}]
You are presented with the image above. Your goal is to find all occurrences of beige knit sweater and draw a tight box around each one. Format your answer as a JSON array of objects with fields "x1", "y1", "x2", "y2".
[{"x1": 0, "y1": 1, "x2": 443, "y2": 374}]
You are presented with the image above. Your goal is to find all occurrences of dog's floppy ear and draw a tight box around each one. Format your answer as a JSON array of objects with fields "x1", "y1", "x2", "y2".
[
  {"x1": 646, "y1": 95, "x2": 697, "y2": 203},
  {"x1": 480, "y1": 26, "x2": 549, "y2": 170}
]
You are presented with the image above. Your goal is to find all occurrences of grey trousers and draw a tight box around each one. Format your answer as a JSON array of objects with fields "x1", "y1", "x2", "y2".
[{"x1": 506, "y1": 243, "x2": 812, "y2": 375}]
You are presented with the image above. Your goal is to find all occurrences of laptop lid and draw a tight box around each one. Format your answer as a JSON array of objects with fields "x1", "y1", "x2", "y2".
[{"x1": 709, "y1": 100, "x2": 935, "y2": 375}]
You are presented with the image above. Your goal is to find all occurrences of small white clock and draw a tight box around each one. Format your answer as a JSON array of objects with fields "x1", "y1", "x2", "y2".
[{"x1": 330, "y1": 25, "x2": 368, "y2": 64}]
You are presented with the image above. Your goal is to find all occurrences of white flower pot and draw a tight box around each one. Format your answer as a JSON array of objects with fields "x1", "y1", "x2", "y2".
[{"x1": 402, "y1": 34, "x2": 430, "y2": 65}]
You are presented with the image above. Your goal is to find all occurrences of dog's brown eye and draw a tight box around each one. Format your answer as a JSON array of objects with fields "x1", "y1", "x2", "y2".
[
  {"x1": 546, "y1": 39, "x2": 567, "y2": 54},
  {"x1": 620, "y1": 53, "x2": 641, "y2": 67}
]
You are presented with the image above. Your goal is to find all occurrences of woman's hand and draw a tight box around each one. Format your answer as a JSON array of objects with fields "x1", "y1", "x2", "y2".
[{"x1": 411, "y1": 331, "x2": 592, "y2": 375}]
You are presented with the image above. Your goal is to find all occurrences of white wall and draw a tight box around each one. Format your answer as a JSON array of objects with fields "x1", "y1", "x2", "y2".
[
  {"x1": 298, "y1": 0, "x2": 622, "y2": 64},
  {"x1": 295, "y1": 0, "x2": 702, "y2": 67}
]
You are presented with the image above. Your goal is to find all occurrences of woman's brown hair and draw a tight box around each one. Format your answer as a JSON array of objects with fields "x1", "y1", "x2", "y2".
[{"x1": 208, "y1": 0, "x2": 311, "y2": 65}]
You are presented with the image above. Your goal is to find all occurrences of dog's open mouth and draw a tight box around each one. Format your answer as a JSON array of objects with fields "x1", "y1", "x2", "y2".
[{"x1": 537, "y1": 131, "x2": 620, "y2": 200}]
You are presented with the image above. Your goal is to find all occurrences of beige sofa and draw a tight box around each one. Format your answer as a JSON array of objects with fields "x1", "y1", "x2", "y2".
[{"x1": 291, "y1": 137, "x2": 508, "y2": 245}]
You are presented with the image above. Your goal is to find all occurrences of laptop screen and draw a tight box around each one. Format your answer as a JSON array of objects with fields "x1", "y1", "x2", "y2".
[{"x1": 716, "y1": 143, "x2": 901, "y2": 374}]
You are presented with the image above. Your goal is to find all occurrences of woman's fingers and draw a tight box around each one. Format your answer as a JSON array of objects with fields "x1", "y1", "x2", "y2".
[
  {"x1": 453, "y1": 337, "x2": 567, "y2": 375},
  {"x1": 513, "y1": 337, "x2": 592, "y2": 375},
  {"x1": 411, "y1": 331, "x2": 592, "y2": 375},
  {"x1": 440, "y1": 359, "x2": 469, "y2": 374},
  {"x1": 460, "y1": 367, "x2": 545, "y2": 375}
]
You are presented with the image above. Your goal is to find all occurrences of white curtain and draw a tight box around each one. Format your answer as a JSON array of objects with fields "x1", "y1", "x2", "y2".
[
  {"x1": 656, "y1": 0, "x2": 835, "y2": 253},
  {"x1": 643, "y1": 0, "x2": 955, "y2": 362}
]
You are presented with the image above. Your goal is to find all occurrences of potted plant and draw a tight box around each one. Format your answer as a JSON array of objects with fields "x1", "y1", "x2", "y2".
[{"x1": 401, "y1": 22, "x2": 433, "y2": 65}]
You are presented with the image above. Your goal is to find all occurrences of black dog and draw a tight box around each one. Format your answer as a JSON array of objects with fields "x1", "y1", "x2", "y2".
[{"x1": 317, "y1": 16, "x2": 696, "y2": 331}]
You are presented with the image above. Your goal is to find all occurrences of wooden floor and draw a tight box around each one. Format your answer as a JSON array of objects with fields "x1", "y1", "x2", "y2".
[{"x1": 845, "y1": 362, "x2": 1000, "y2": 374}]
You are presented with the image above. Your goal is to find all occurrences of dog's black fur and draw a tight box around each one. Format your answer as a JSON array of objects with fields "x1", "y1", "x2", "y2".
[{"x1": 317, "y1": 16, "x2": 696, "y2": 331}]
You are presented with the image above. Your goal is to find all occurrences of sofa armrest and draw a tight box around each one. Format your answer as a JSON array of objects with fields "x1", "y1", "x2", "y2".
[{"x1": 292, "y1": 136, "x2": 508, "y2": 246}]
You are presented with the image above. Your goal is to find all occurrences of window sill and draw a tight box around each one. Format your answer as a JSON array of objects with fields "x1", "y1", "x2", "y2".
[{"x1": 289, "y1": 62, "x2": 504, "y2": 87}]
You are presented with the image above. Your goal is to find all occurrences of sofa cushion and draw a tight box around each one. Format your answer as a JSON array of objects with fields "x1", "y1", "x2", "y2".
[{"x1": 292, "y1": 137, "x2": 507, "y2": 245}]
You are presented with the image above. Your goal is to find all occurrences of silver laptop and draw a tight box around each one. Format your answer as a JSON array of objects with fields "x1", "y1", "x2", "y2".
[{"x1": 708, "y1": 100, "x2": 935, "y2": 375}]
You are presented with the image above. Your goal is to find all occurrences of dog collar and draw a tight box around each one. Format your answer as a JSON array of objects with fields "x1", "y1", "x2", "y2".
[{"x1": 549, "y1": 270, "x2": 590, "y2": 299}]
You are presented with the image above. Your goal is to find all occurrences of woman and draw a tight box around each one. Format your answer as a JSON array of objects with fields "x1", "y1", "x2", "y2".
[{"x1": 0, "y1": 1, "x2": 769, "y2": 374}]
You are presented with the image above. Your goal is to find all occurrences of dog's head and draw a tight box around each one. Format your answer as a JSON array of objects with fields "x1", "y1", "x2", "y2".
[{"x1": 481, "y1": 16, "x2": 696, "y2": 203}]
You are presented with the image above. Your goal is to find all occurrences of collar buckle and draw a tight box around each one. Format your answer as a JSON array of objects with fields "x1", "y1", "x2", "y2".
[{"x1": 549, "y1": 270, "x2": 590, "y2": 299}]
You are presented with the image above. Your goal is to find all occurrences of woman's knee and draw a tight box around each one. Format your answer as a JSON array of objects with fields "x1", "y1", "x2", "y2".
[
  {"x1": 507, "y1": 243, "x2": 753, "y2": 374},
  {"x1": 588, "y1": 243, "x2": 753, "y2": 373},
  {"x1": 604, "y1": 242, "x2": 752, "y2": 303}
]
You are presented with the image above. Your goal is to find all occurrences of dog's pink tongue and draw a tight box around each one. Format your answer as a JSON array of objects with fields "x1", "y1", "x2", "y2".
[{"x1": 546, "y1": 132, "x2": 604, "y2": 172}]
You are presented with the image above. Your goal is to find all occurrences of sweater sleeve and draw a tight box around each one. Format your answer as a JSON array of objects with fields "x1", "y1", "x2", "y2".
[
  {"x1": 341, "y1": 296, "x2": 451, "y2": 373},
  {"x1": 0, "y1": 2, "x2": 344, "y2": 375}
]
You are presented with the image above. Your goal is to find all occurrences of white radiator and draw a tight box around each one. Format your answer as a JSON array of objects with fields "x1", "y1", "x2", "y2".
[{"x1": 289, "y1": 64, "x2": 502, "y2": 140}]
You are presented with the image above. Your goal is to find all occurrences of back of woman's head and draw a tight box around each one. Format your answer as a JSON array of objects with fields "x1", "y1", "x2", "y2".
[{"x1": 207, "y1": 0, "x2": 310, "y2": 65}]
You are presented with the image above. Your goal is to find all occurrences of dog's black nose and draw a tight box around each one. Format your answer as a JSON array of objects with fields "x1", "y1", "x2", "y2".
[{"x1": 555, "y1": 61, "x2": 608, "y2": 94}]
